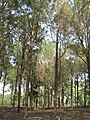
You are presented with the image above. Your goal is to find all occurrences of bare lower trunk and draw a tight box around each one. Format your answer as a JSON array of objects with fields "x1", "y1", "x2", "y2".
[
  {"x1": 2, "y1": 80, "x2": 5, "y2": 105},
  {"x1": 51, "y1": 87, "x2": 53, "y2": 107},
  {"x1": 77, "y1": 75, "x2": 79, "y2": 106},
  {"x1": 87, "y1": 55, "x2": 90, "y2": 104},
  {"x1": 71, "y1": 79, "x2": 73, "y2": 108},
  {"x1": 54, "y1": 28, "x2": 59, "y2": 117},
  {"x1": 13, "y1": 74, "x2": 18, "y2": 108},
  {"x1": 44, "y1": 84, "x2": 46, "y2": 108},
  {"x1": 13, "y1": 41, "x2": 19, "y2": 108},
  {"x1": 75, "y1": 81, "x2": 77, "y2": 106},
  {"x1": 84, "y1": 74, "x2": 87, "y2": 106},
  {"x1": 22, "y1": 80, "x2": 25, "y2": 106},
  {"x1": 30, "y1": 80, "x2": 33, "y2": 110},
  {"x1": 24, "y1": 76, "x2": 29, "y2": 118},
  {"x1": 57, "y1": 56, "x2": 61, "y2": 108},
  {"x1": 17, "y1": 65, "x2": 22, "y2": 112},
  {"x1": 11, "y1": 84, "x2": 14, "y2": 105},
  {"x1": 61, "y1": 71, "x2": 64, "y2": 107},
  {"x1": 48, "y1": 82, "x2": 50, "y2": 108}
]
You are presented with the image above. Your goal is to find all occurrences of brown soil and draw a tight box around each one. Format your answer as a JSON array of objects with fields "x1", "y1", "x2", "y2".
[{"x1": 0, "y1": 106, "x2": 90, "y2": 120}]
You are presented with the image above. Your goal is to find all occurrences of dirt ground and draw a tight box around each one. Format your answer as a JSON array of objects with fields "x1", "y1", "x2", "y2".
[{"x1": 0, "y1": 106, "x2": 90, "y2": 120}]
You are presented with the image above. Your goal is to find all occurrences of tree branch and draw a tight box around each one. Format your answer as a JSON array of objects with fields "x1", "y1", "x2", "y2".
[
  {"x1": 75, "y1": 51, "x2": 87, "y2": 64},
  {"x1": 78, "y1": 1, "x2": 90, "y2": 13}
]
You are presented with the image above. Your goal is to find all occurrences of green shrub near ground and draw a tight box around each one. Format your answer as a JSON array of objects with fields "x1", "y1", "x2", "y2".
[{"x1": 0, "y1": 94, "x2": 11, "y2": 105}]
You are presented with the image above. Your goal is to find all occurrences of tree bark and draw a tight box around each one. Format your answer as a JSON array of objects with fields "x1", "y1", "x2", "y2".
[
  {"x1": 44, "y1": 84, "x2": 46, "y2": 108},
  {"x1": 30, "y1": 80, "x2": 33, "y2": 110},
  {"x1": 22, "y1": 80, "x2": 25, "y2": 106},
  {"x1": 54, "y1": 28, "x2": 59, "y2": 116},
  {"x1": 11, "y1": 83, "x2": 14, "y2": 105},
  {"x1": 17, "y1": 65, "x2": 22, "y2": 112},
  {"x1": 13, "y1": 41, "x2": 19, "y2": 108},
  {"x1": 18, "y1": 33, "x2": 26, "y2": 112},
  {"x1": 84, "y1": 74, "x2": 87, "y2": 106},
  {"x1": 24, "y1": 75, "x2": 29, "y2": 118},
  {"x1": 48, "y1": 81, "x2": 50, "y2": 108},
  {"x1": 13, "y1": 69, "x2": 18, "y2": 108},
  {"x1": 87, "y1": 54, "x2": 90, "y2": 104},
  {"x1": 2, "y1": 79, "x2": 5, "y2": 105},
  {"x1": 71, "y1": 78, "x2": 73, "y2": 108},
  {"x1": 50, "y1": 87, "x2": 53, "y2": 107},
  {"x1": 24, "y1": 21, "x2": 34, "y2": 118},
  {"x1": 57, "y1": 51, "x2": 61, "y2": 108},
  {"x1": 77, "y1": 75, "x2": 79, "y2": 106},
  {"x1": 61, "y1": 70, "x2": 64, "y2": 107},
  {"x1": 75, "y1": 81, "x2": 77, "y2": 106}
]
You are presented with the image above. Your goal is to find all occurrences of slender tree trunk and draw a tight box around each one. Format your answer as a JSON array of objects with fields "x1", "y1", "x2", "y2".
[
  {"x1": 18, "y1": 33, "x2": 26, "y2": 112},
  {"x1": 13, "y1": 41, "x2": 19, "y2": 108},
  {"x1": 54, "y1": 28, "x2": 59, "y2": 117},
  {"x1": 11, "y1": 83, "x2": 14, "y2": 105},
  {"x1": 22, "y1": 80, "x2": 25, "y2": 106},
  {"x1": 0, "y1": 70, "x2": 2, "y2": 80},
  {"x1": 13, "y1": 70, "x2": 18, "y2": 108},
  {"x1": 29, "y1": 22, "x2": 35, "y2": 111},
  {"x1": 2, "y1": 80, "x2": 5, "y2": 105},
  {"x1": 38, "y1": 85, "x2": 41, "y2": 108},
  {"x1": 75, "y1": 81, "x2": 77, "y2": 106},
  {"x1": 61, "y1": 70, "x2": 64, "y2": 107},
  {"x1": 87, "y1": 15, "x2": 90, "y2": 104},
  {"x1": 84, "y1": 74, "x2": 87, "y2": 106},
  {"x1": 57, "y1": 53, "x2": 61, "y2": 108},
  {"x1": 24, "y1": 75, "x2": 29, "y2": 118},
  {"x1": 87, "y1": 55, "x2": 90, "y2": 104},
  {"x1": 77, "y1": 75, "x2": 79, "y2": 106},
  {"x1": 48, "y1": 82, "x2": 50, "y2": 108},
  {"x1": 30, "y1": 80, "x2": 33, "y2": 110},
  {"x1": 24, "y1": 21, "x2": 34, "y2": 118},
  {"x1": 51, "y1": 87, "x2": 53, "y2": 107},
  {"x1": 71, "y1": 78, "x2": 73, "y2": 108},
  {"x1": 18, "y1": 65, "x2": 22, "y2": 112},
  {"x1": 35, "y1": 96, "x2": 38, "y2": 108},
  {"x1": 44, "y1": 84, "x2": 46, "y2": 108}
]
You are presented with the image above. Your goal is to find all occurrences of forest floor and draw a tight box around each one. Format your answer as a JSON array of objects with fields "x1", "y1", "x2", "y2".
[{"x1": 0, "y1": 106, "x2": 90, "y2": 120}]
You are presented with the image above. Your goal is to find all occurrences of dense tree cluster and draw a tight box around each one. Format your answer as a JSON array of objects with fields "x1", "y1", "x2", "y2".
[{"x1": 0, "y1": 0, "x2": 90, "y2": 118}]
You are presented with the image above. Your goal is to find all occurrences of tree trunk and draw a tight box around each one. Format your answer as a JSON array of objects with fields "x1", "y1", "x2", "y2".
[
  {"x1": 87, "y1": 54, "x2": 90, "y2": 104},
  {"x1": 84, "y1": 74, "x2": 87, "y2": 106},
  {"x1": 17, "y1": 65, "x2": 22, "y2": 112},
  {"x1": 22, "y1": 80, "x2": 25, "y2": 106},
  {"x1": 54, "y1": 28, "x2": 59, "y2": 116},
  {"x1": 18, "y1": 33, "x2": 26, "y2": 112},
  {"x1": 30, "y1": 80, "x2": 33, "y2": 110},
  {"x1": 0, "y1": 69, "x2": 2, "y2": 80},
  {"x1": 75, "y1": 81, "x2": 77, "y2": 106},
  {"x1": 57, "y1": 51, "x2": 61, "y2": 108},
  {"x1": 48, "y1": 82, "x2": 50, "y2": 108},
  {"x1": 87, "y1": 14, "x2": 90, "y2": 104},
  {"x1": 44, "y1": 84, "x2": 46, "y2": 108},
  {"x1": 13, "y1": 40, "x2": 19, "y2": 108},
  {"x1": 11, "y1": 83, "x2": 14, "y2": 105},
  {"x1": 77, "y1": 75, "x2": 79, "y2": 106},
  {"x1": 71, "y1": 78, "x2": 73, "y2": 108},
  {"x1": 24, "y1": 21, "x2": 34, "y2": 118},
  {"x1": 24, "y1": 75, "x2": 29, "y2": 118},
  {"x1": 36, "y1": 97, "x2": 38, "y2": 108},
  {"x1": 2, "y1": 79, "x2": 5, "y2": 105},
  {"x1": 61, "y1": 70, "x2": 64, "y2": 107},
  {"x1": 13, "y1": 71, "x2": 18, "y2": 108},
  {"x1": 50, "y1": 87, "x2": 53, "y2": 107}
]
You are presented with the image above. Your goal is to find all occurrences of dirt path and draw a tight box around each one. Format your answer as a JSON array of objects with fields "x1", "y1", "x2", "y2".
[{"x1": 0, "y1": 106, "x2": 90, "y2": 120}]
